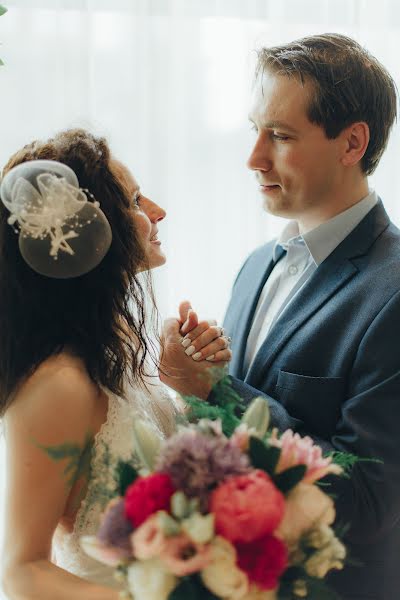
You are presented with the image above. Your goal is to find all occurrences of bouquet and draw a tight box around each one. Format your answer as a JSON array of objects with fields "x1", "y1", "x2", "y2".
[{"x1": 81, "y1": 378, "x2": 347, "y2": 599}]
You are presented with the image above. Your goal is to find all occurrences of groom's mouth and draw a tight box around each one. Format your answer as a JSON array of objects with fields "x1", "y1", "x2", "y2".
[{"x1": 260, "y1": 184, "x2": 280, "y2": 193}]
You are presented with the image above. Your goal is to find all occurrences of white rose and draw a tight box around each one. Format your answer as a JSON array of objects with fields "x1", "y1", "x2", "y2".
[
  {"x1": 304, "y1": 536, "x2": 346, "y2": 579},
  {"x1": 245, "y1": 585, "x2": 278, "y2": 599},
  {"x1": 276, "y1": 483, "x2": 335, "y2": 547},
  {"x1": 201, "y1": 536, "x2": 249, "y2": 600},
  {"x1": 127, "y1": 558, "x2": 177, "y2": 600}
]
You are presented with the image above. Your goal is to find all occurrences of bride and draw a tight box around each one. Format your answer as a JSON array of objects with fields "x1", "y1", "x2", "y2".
[{"x1": 0, "y1": 129, "x2": 231, "y2": 599}]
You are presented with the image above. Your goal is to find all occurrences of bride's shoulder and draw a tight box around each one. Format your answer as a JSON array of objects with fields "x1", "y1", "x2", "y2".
[{"x1": 5, "y1": 353, "x2": 101, "y2": 436}]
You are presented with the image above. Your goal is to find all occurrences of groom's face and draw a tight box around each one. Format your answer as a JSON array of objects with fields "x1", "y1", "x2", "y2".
[{"x1": 247, "y1": 70, "x2": 344, "y2": 231}]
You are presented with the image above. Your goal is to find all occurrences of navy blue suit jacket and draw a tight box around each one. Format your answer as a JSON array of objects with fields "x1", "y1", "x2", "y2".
[{"x1": 216, "y1": 201, "x2": 400, "y2": 599}]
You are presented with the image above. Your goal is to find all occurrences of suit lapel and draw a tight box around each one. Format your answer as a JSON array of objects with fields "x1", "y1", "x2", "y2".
[
  {"x1": 245, "y1": 199, "x2": 391, "y2": 387},
  {"x1": 229, "y1": 245, "x2": 286, "y2": 379}
]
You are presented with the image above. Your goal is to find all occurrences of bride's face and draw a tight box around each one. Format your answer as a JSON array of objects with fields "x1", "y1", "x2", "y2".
[{"x1": 110, "y1": 159, "x2": 167, "y2": 270}]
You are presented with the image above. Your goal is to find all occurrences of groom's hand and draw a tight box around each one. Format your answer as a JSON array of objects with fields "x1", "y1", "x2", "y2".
[{"x1": 160, "y1": 318, "x2": 228, "y2": 400}]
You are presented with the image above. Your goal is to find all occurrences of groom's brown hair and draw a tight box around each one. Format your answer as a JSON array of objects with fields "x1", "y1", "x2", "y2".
[{"x1": 256, "y1": 33, "x2": 397, "y2": 175}]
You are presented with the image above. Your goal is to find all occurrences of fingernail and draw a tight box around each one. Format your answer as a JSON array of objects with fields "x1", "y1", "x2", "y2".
[
  {"x1": 192, "y1": 352, "x2": 202, "y2": 361},
  {"x1": 181, "y1": 338, "x2": 191, "y2": 348},
  {"x1": 181, "y1": 323, "x2": 189, "y2": 334},
  {"x1": 185, "y1": 345, "x2": 195, "y2": 356},
  {"x1": 206, "y1": 355, "x2": 215, "y2": 361}
]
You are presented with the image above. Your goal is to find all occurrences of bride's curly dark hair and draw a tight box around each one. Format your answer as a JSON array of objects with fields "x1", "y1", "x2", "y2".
[{"x1": 0, "y1": 128, "x2": 160, "y2": 414}]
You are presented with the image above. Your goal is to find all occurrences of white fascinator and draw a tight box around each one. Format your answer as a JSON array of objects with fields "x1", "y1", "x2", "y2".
[{"x1": 0, "y1": 159, "x2": 112, "y2": 278}]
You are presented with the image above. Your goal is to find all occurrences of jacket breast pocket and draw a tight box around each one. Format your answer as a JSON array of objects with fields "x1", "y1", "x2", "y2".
[{"x1": 275, "y1": 369, "x2": 345, "y2": 438}]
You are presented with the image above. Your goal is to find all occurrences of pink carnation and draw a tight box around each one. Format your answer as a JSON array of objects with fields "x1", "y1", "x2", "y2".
[
  {"x1": 236, "y1": 534, "x2": 288, "y2": 590},
  {"x1": 210, "y1": 470, "x2": 285, "y2": 543},
  {"x1": 125, "y1": 473, "x2": 175, "y2": 528},
  {"x1": 269, "y1": 429, "x2": 342, "y2": 484}
]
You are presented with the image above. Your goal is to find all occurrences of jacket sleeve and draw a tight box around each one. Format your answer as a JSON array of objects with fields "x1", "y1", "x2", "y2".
[{"x1": 209, "y1": 289, "x2": 400, "y2": 544}]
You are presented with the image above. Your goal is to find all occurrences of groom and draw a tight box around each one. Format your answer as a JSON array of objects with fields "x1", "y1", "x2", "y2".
[{"x1": 161, "y1": 34, "x2": 400, "y2": 599}]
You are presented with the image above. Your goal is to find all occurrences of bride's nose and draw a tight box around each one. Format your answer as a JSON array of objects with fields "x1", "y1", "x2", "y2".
[{"x1": 141, "y1": 197, "x2": 166, "y2": 222}]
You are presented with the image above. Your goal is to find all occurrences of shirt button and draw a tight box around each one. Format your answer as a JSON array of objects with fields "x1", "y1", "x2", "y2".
[{"x1": 288, "y1": 265, "x2": 298, "y2": 275}]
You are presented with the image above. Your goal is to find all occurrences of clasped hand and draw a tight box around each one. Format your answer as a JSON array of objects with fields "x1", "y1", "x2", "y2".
[{"x1": 159, "y1": 301, "x2": 231, "y2": 399}]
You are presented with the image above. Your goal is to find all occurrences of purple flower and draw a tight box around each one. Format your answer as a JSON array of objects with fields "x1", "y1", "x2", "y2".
[
  {"x1": 156, "y1": 427, "x2": 251, "y2": 511},
  {"x1": 97, "y1": 498, "x2": 133, "y2": 552}
]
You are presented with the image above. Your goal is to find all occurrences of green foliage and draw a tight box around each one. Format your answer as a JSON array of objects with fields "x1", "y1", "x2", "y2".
[
  {"x1": 115, "y1": 460, "x2": 138, "y2": 496},
  {"x1": 168, "y1": 575, "x2": 219, "y2": 600},
  {"x1": 0, "y1": 5, "x2": 7, "y2": 66},
  {"x1": 328, "y1": 450, "x2": 383, "y2": 478},
  {"x1": 249, "y1": 435, "x2": 281, "y2": 474},
  {"x1": 183, "y1": 375, "x2": 246, "y2": 437},
  {"x1": 274, "y1": 464, "x2": 307, "y2": 494},
  {"x1": 278, "y1": 567, "x2": 341, "y2": 599}
]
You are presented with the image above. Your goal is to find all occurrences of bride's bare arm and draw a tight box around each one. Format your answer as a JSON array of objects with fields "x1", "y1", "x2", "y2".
[{"x1": 1, "y1": 362, "x2": 119, "y2": 600}]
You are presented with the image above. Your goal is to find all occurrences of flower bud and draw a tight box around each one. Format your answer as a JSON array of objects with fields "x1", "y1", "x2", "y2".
[
  {"x1": 156, "y1": 511, "x2": 181, "y2": 536},
  {"x1": 241, "y1": 396, "x2": 270, "y2": 438},
  {"x1": 132, "y1": 419, "x2": 161, "y2": 471},
  {"x1": 171, "y1": 491, "x2": 190, "y2": 519},
  {"x1": 181, "y1": 512, "x2": 215, "y2": 544}
]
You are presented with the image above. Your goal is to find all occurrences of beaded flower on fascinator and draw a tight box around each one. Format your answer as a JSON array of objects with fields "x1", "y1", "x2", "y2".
[{"x1": 0, "y1": 159, "x2": 112, "y2": 278}]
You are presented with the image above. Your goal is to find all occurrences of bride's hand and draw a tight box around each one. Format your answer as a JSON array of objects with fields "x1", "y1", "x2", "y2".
[{"x1": 177, "y1": 301, "x2": 232, "y2": 363}]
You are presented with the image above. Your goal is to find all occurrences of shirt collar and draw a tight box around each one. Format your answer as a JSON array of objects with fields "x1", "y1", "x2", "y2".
[{"x1": 273, "y1": 190, "x2": 378, "y2": 266}]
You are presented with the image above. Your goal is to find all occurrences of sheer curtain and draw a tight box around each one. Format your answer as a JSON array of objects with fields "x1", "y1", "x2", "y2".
[{"x1": 1, "y1": 0, "x2": 399, "y2": 594}]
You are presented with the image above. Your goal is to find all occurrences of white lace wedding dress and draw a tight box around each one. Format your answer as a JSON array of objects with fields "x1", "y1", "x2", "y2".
[{"x1": 52, "y1": 379, "x2": 179, "y2": 590}]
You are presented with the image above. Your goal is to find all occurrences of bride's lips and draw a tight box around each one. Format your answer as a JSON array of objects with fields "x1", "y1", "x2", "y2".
[{"x1": 150, "y1": 231, "x2": 161, "y2": 245}]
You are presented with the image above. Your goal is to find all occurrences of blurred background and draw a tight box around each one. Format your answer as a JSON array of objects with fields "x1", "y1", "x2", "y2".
[{"x1": 1, "y1": 1, "x2": 399, "y2": 594}]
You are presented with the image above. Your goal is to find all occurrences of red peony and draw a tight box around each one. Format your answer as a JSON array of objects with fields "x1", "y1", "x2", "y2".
[
  {"x1": 210, "y1": 470, "x2": 285, "y2": 543},
  {"x1": 236, "y1": 534, "x2": 288, "y2": 590},
  {"x1": 124, "y1": 473, "x2": 175, "y2": 528}
]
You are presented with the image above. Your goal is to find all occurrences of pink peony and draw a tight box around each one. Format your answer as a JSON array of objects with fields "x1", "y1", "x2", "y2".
[
  {"x1": 210, "y1": 470, "x2": 285, "y2": 543},
  {"x1": 159, "y1": 533, "x2": 211, "y2": 576},
  {"x1": 269, "y1": 429, "x2": 342, "y2": 484}
]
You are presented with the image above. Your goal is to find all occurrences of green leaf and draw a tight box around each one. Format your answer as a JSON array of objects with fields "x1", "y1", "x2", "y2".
[
  {"x1": 249, "y1": 436, "x2": 281, "y2": 475},
  {"x1": 168, "y1": 576, "x2": 219, "y2": 600},
  {"x1": 0, "y1": 6, "x2": 7, "y2": 17},
  {"x1": 181, "y1": 375, "x2": 252, "y2": 438},
  {"x1": 327, "y1": 450, "x2": 383, "y2": 478},
  {"x1": 274, "y1": 464, "x2": 307, "y2": 494},
  {"x1": 115, "y1": 460, "x2": 138, "y2": 496},
  {"x1": 0, "y1": 58, "x2": 4, "y2": 66},
  {"x1": 278, "y1": 567, "x2": 341, "y2": 600},
  {"x1": 168, "y1": 578, "x2": 199, "y2": 600}
]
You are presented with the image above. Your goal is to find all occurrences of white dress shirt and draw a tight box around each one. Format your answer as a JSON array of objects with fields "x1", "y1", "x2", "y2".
[{"x1": 244, "y1": 190, "x2": 378, "y2": 371}]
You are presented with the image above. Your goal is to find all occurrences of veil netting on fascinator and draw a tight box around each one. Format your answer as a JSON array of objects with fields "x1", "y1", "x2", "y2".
[{"x1": 0, "y1": 159, "x2": 112, "y2": 278}]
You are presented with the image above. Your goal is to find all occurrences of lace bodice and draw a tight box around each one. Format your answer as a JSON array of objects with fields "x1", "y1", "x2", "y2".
[{"x1": 52, "y1": 380, "x2": 179, "y2": 589}]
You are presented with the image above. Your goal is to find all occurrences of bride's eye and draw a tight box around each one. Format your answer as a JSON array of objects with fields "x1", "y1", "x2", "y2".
[{"x1": 133, "y1": 191, "x2": 141, "y2": 208}]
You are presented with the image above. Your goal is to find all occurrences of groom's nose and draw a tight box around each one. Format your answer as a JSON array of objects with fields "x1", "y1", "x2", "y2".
[{"x1": 247, "y1": 133, "x2": 273, "y2": 172}]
